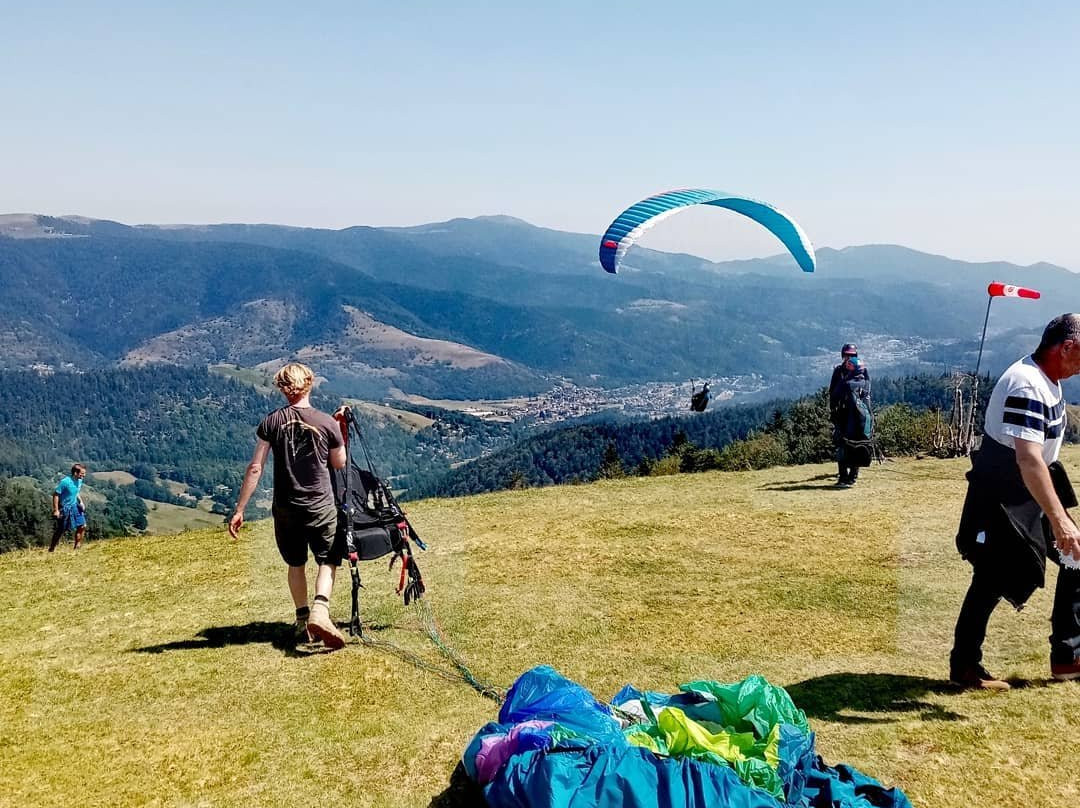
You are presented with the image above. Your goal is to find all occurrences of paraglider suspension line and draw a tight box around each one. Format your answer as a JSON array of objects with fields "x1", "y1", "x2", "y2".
[{"x1": 352, "y1": 600, "x2": 506, "y2": 704}]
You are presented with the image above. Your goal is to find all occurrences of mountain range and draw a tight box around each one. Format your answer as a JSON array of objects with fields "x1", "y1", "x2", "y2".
[{"x1": 2, "y1": 212, "x2": 1077, "y2": 402}]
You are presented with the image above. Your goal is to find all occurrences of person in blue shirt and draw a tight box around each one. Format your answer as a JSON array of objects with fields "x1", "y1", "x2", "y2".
[{"x1": 50, "y1": 463, "x2": 87, "y2": 551}]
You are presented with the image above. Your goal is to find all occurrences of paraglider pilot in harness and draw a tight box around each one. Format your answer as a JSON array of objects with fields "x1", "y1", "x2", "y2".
[
  {"x1": 829, "y1": 343, "x2": 873, "y2": 487},
  {"x1": 690, "y1": 381, "x2": 711, "y2": 413}
]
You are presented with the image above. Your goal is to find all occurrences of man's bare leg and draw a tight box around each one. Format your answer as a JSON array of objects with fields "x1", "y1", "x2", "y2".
[
  {"x1": 307, "y1": 564, "x2": 345, "y2": 649},
  {"x1": 314, "y1": 563, "x2": 336, "y2": 601},
  {"x1": 287, "y1": 564, "x2": 308, "y2": 608}
]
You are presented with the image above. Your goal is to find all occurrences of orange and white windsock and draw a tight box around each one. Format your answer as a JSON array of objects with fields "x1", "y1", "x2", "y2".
[{"x1": 987, "y1": 281, "x2": 1040, "y2": 299}]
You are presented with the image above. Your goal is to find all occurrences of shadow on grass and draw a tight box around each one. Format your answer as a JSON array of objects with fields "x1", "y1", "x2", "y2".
[
  {"x1": 132, "y1": 621, "x2": 303, "y2": 656},
  {"x1": 429, "y1": 762, "x2": 486, "y2": 808},
  {"x1": 785, "y1": 672, "x2": 965, "y2": 724},
  {"x1": 131, "y1": 620, "x2": 396, "y2": 658},
  {"x1": 758, "y1": 473, "x2": 843, "y2": 492}
]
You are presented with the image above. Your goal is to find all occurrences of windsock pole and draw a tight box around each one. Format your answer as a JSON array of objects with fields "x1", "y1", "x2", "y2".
[
  {"x1": 975, "y1": 282, "x2": 1042, "y2": 378},
  {"x1": 973, "y1": 295, "x2": 994, "y2": 380}
]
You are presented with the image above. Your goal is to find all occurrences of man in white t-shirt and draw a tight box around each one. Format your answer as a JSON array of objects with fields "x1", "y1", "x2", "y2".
[{"x1": 950, "y1": 314, "x2": 1080, "y2": 689}]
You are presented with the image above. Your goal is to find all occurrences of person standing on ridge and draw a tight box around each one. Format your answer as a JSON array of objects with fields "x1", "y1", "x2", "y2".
[
  {"x1": 829, "y1": 343, "x2": 872, "y2": 487},
  {"x1": 50, "y1": 463, "x2": 87, "y2": 551},
  {"x1": 950, "y1": 314, "x2": 1080, "y2": 690},
  {"x1": 229, "y1": 363, "x2": 348, "y2": 649}
]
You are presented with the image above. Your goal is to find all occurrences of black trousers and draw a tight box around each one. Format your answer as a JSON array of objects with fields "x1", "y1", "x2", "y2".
[
  {"x1": 837, "y1": 460, "x2": 859, "y2": 483},
  {"x1": 951, "y1": 556, "x2": 1080, "y2": 668}
]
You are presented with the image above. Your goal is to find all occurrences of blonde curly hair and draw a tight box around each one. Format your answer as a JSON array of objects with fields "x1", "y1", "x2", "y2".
[{"x1": 273, "y1": 363, "x2": 314, "y2": 399}]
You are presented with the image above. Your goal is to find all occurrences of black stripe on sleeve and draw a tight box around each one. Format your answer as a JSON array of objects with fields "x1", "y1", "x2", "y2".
[
  {"x1": 1004, "y1": 396, "x2": 1050, "y2": 417},
  {"x1": 1003, "y1": 411, "x2": 1045, "y2": 431}
]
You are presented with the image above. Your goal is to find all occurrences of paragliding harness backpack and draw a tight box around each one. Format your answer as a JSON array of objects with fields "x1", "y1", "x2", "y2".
[
  {"x1": 834, "y1": 373, "x2": 880, "y2": 467},
  {"x1": 331, "y1": 407, "x2": 426, "y2": 637}
]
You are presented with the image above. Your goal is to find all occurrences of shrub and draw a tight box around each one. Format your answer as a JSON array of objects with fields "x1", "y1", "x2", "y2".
[
  {"x1": 875, "y1": 404, "x2": 948, "y2": 457},
  {"x1": 715, "y1": 432, "x2": 790, "y2": 471}
]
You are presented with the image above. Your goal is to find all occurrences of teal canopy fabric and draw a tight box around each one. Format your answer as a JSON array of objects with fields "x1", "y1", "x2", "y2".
[
  {"x1": 463, "y1": 666, "x2": 911, "y2": 808},
  {"x1": 598, "y1": 189, "x2": 817, "y2": 274}
]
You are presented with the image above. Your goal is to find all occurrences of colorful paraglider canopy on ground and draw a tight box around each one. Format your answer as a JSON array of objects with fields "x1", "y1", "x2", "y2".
[
  {"x1": 462, "y1": 666, "x2": 911, "y2": 808},
  {"x1": 598, "y1": 188, "x2": 816, "y2": 275}
]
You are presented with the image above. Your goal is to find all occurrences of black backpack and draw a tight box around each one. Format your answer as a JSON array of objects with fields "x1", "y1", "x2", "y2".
[{"x1": 331, "y1": 464, "x2": 417, "y2": 561}]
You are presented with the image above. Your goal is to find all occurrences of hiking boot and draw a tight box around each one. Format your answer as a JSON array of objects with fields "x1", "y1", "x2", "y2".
[
  {"x1": 1051, "y1": 657, "x2": 1080, "y2": 681},
  {"x1": 950, "y1": 663, "x2": 1010, "y2": 691},
  {"x1": 306, "y1": 602, "x2": 346, "y2": 650},
  {"x1": 294, "y1": 617, "x2": 314, "y2": 645}
]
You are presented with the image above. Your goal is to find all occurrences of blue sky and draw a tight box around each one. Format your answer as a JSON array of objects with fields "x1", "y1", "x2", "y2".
[{"x1": 3, "y1": 1, "x2": 1079, "y2": 268}]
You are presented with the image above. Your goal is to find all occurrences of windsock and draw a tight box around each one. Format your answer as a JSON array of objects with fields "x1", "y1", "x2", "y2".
[{"x1": 987, "y1": 282, "x2": 1040, "y2": 299}]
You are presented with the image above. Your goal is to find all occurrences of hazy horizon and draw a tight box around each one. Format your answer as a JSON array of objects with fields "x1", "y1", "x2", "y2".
[{"x1": 4, "y1": 2, "x2": 1079, "y2": 270}]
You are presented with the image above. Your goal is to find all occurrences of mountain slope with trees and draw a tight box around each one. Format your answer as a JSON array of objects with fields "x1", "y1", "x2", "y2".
[
  {"x1": 4, "y1": 214, "x2": 1078, "y2": 399},
  {"x1": 405, "y1": 373, "x2": 1002, "y2": 498}
]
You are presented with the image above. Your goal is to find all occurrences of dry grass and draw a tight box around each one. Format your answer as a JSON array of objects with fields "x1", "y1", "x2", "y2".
[{"x1": 3, "y1": 450, "x2": 1080, "y2": 806}]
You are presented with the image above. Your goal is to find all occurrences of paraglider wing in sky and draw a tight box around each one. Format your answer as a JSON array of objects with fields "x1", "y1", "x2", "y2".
[{"x1": 598, "y1": 188, "x2": 816, "y2": 274}]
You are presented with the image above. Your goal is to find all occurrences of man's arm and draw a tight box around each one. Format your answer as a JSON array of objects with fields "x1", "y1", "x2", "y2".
[
  {"x1": 52, "y1": 492, "x2": 60, "y2": 518},
  {"x1": 329, "y1": 445, "x2": 346, "y2": 470},
  {"x1": 1015, "y1": 438, "x2": 1080, "y2": 558},
  {"x1": 228, "y1": 440, "x2": 271, "y2": 539}
]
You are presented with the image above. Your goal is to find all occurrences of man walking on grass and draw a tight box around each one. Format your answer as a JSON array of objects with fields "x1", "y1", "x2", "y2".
[
  {"x1": 50, "y1": 463, "x2": 87, "y2": 551},
  {"x1": 229, "y1": 363, "x2": 348, "y2": 649},
  {"x1": 951, "y1": 314, "x2": 1080, "y2": 689}
]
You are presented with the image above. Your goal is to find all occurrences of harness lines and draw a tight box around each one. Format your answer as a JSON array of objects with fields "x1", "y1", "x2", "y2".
[
  {"x1": 332, "y1": 407, "x2": 426, "y2": 636},
  {"x1": 331, "y1": 406, "x2": 504, "y2": 702}
]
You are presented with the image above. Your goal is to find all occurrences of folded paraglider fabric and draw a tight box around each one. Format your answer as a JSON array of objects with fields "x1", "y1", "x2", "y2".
[{"x1": 462, "y1": 666, "x2": 911, "y2": 808}]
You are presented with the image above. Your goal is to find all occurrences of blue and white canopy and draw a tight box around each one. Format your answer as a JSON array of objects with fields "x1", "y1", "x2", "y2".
[{"x1": 598, "y1": 188, "x2": 816, "y2": 274}]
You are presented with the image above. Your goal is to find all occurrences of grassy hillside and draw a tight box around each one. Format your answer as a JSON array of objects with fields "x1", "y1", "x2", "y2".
[
  {"x1": 141, "y1": 499, "x2": 225, "y2": 534},
  {"x1": 3, "y1": 452, "x2": 1080, "y2": 806}
]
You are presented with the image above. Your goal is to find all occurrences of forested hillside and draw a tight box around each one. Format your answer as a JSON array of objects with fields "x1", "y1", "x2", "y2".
[
  {"x1": 5, "y1": 215, "x2": 1079, "y2": 399},
  {"x1": 0, "y1": 366, "x2": 516, "y2": 552},
  {"x1": 406, "y1": 373, "x2": 1000, "y2": 498}
]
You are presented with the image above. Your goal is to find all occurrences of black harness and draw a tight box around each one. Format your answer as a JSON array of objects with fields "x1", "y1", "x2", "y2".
[{"x1": 331, "y1": 407, "x2": 426, "y2": 637}]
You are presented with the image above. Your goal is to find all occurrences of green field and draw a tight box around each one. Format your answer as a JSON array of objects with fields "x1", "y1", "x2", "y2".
[
  {"x1": 143, "y1": 499, "x2": 225, "y2": 534},
  {"x1": 344, "y1": 398, "x2": 436, "y2": 433},
  {"x1": 91, "y1": 470, "x2": 137, "y2": 485},
  {"x1": 209, "y1": 363, "x2": 278, "y2": 394},
  {"x1": 3, "y1": 451, "x2": 1080, "y2": 806}
]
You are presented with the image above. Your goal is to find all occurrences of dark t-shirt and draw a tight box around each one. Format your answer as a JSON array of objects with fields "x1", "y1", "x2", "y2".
[{"x1": 256, "y1": 405, "x2": 343, "y2": 515}]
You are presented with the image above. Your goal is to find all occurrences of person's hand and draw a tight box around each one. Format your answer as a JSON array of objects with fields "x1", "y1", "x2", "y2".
[
  {"x1": 333, "y1": 405, "x2": 350, "y2": 420},
  {"x1": 1053, "y1": 518, "x2": 1080, "y2": 561},
  {"x1": 53, "y1": 509, "x2": 60, "y2": 519},
  {"x1": 228, "y1": 511, "x2": 244, "y2": 540}
]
